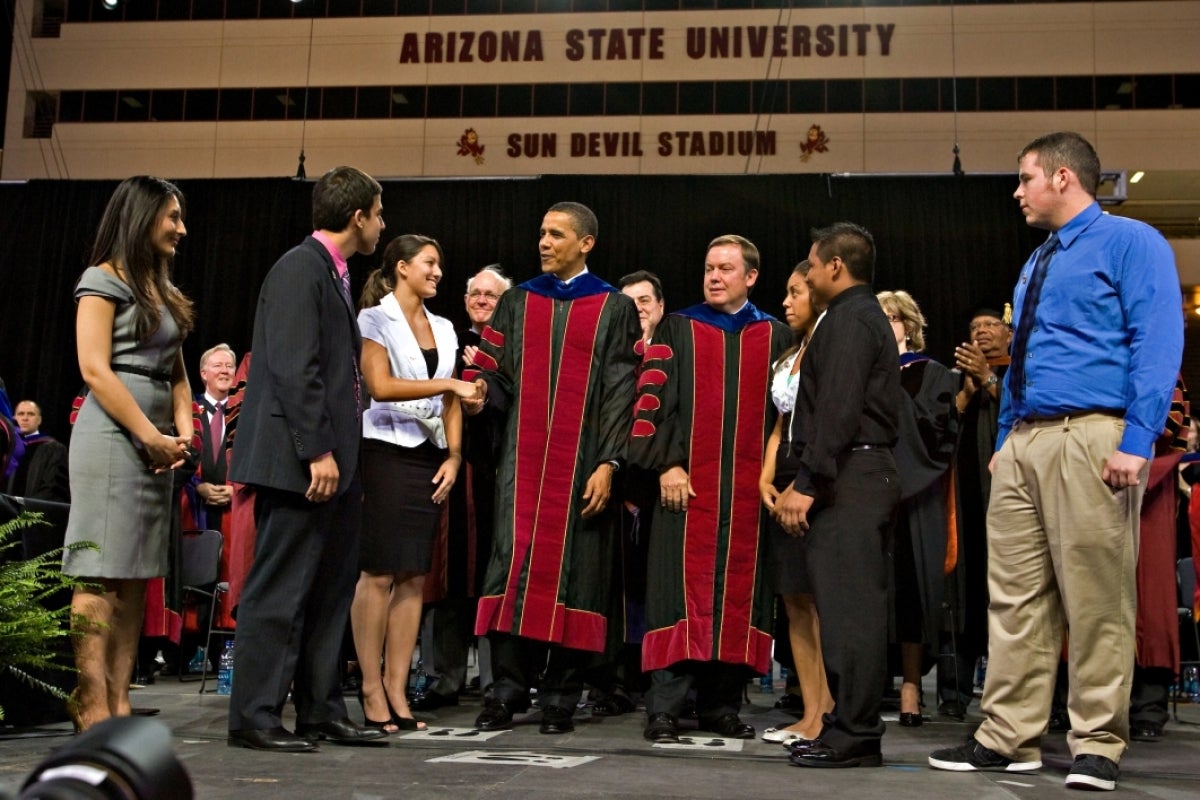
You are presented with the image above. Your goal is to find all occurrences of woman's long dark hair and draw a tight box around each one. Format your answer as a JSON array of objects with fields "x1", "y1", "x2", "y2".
[
  {"x1": 89, "y1": 176, "x2": 195, "y2": 340},
  {"x1": 359, "y1": 234, "x2": 444, "y2": 310}
]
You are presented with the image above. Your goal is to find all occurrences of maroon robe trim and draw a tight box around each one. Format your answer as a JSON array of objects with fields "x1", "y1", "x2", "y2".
[
  {"x1": 632, "y1": 419, "x2": 656, "y2": 439},
  {"x1": 471, "y1": 351, "x2": 499, "y2": 372},
  {"x1": 637, "y1": 368, "x2": 668, "y2": 391},
  {"x1": 716, "y1": 322, "x2": 773, "y2": 670},
  {"x1": 641, "y1": 320, "x2": 774, "y2": 673},
  {"x1": 635, "y1": 394, "x2": 661, "y2": 414},
  {"x1": 481, "y1": 326, "x2": 505, "y2": 347},
  {"x1": 488, "y1": 292, "x2": 609, "y2": 649},
  {"x1": 681, "y1": 320, "x2": 725, "y2": 662}
]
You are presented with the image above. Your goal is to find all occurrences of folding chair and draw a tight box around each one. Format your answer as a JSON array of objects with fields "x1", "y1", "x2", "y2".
[{"x1": 179, "y1": 529, "x2": 230, "y2": 694}]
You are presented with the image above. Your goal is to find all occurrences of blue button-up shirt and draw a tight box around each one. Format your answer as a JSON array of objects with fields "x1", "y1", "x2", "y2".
[{"x1": 997, "y1": 202, "x2": 1182, "y2": 458}]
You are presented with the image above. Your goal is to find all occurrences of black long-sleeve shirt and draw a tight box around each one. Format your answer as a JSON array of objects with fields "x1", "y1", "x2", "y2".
[{"x1": 791, "y1": 283, "x2": 900, "y2": 497}]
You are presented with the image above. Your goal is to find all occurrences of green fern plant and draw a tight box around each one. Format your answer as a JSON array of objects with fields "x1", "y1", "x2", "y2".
[{"x1": 0, "y1": 510, "x2": 95, "y2": 722}]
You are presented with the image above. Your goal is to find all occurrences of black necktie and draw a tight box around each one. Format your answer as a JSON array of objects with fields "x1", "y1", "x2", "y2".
[{"x1": 1008, "y1": 233, "x2": 1059, "y2": 406}]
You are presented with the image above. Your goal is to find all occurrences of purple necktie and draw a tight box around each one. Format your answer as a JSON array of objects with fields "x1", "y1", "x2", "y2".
[{"x1": 208, "y1": 402, "x2": 224, "y2": 459}]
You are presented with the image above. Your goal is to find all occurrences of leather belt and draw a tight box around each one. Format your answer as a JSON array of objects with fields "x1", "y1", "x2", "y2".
[{"x1": 849, "y1": 444, "x2": 886, "y2": 451}]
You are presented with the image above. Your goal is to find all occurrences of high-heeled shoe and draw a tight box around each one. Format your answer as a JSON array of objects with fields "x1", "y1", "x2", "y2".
[
  {"x1": 357, "y1": 688, "x2": 397, "y2": 734},
  {"x1": 384, "y1": 689, "x2": 426, "y2": 732},
  {"x1": 66, "y1": 687, "x2": 83, "y2": 734},
  {"x1": 898, "y1": 712, "x2": 924, "y2": 727}
]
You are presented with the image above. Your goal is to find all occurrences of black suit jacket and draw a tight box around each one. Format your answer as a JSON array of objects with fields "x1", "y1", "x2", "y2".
[{"x1": 229, "y1": 236, "x2": 363, "y2": 496}]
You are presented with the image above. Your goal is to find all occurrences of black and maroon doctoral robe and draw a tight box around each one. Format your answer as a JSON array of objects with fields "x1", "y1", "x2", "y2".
[
  {"x1": 631, "y1": 303, "x2": 792, "y2": 674},
  {"x1": 469, "y1": 272, "x2": 640, "y2": 653}
]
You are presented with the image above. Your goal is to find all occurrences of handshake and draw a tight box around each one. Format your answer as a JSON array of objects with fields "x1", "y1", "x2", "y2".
[{"x1": 453, "y1": 377, "x2": 488, "y2": 415}]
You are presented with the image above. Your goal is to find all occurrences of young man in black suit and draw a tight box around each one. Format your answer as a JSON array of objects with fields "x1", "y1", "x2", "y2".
[{"x1": 227, "y1": 166, "x2": 387, "y2": 752}]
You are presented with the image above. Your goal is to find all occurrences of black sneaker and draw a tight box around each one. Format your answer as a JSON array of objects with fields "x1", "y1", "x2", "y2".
[
  {"x1": 1065, "y1": 754, "x2": 1118, "y2": 791},
  {"x1": 928, "y1": 738, "x2": 1042, "y2": 772}
]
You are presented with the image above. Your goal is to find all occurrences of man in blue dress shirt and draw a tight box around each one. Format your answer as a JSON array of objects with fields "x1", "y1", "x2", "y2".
[{"x1": 929, "y1": 132, "x2": 1183, "y2": 792}]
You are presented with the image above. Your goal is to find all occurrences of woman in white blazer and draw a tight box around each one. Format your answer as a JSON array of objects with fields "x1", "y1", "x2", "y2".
[{"x1": 351, "y1": 234, "x2": 479, "y2": 733}]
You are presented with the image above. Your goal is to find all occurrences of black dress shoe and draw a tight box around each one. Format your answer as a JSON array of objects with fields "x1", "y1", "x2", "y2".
[
  {"x1": 539, "y1": 705, "x2": 575, "y2": 734},
  {"x1": 899, "y1": 712, "x2": 924, "y2": 727},
  {"x1": 937, "y1": 700, "x2": 967, "y2": 720},
  {"x1": 644, "y1": 712, "x2": 679, "y2": 743},
  {"x1": 475, "y1": 700, "x2": 517, "y2": 731},
  {"x1": 1131, "y1": 726, "x2": 1163, "y2": 743},
  {"x1": 592, "y1": 690, "x2": 636, "y2": 717},
  {"x1": 774, "y1": 693, "x2": 806, "y2": 716},
  {"x1": 227, "y1": 727, "x2": 318, "y2": 753},
  {"x1": 295, "y1": 718, "x2": 389, "y2": 746},
  {"x1": 410, "y1": 691, "x2": 459, "y2": 712},
  {"x1": 702, "y1": 713, "x2": 755, "y2": 739},
  {"x1": 789, "y1": 739, "x2": 882, "y2": 768}
]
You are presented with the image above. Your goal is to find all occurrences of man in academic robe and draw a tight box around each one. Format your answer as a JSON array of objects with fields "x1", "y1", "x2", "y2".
[
  {"x1": 939, "y1": 307, "x2": 1012, "y2": 717},
  {"x1": 631, "y1": 235, "x2": 792, "y2": 743},
  {"x1": 9, "y1": 399, "x2": 70, "y2": 503},
  {"x1": 467, "y1": 202, "x2": 641, "y2": 735}
]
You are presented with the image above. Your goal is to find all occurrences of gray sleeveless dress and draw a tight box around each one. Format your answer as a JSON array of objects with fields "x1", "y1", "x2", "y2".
[{"x1": 62, "y1": 267, "x2": 183, "y2": 579}]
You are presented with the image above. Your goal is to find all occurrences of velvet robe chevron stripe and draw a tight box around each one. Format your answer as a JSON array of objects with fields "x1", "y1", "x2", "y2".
[
  {"x1": 633, "y1": 313, "x2": 792, "y2": 674},
  {"x1": 474, "y1": 286, "x2": 641, "y2": 653}
]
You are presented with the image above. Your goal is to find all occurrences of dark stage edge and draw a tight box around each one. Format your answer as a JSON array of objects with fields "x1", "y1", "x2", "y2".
[{"x1": 2, "y1": 676, "x2": 1198, "y2": 800}]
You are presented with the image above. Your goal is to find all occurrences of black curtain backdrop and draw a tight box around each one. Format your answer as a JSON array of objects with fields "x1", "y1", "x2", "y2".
[{"x1": 0, "y1": 173, "x2": 1038, "y2": 442}]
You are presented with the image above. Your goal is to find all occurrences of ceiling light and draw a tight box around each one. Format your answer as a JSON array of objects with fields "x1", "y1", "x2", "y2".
[
  {"x1": 102, "y1": 0, "x2": 118, "y2": 8},
  {"x1": 1129, "y1": 171, "x2": 1145, "y2": 184}
]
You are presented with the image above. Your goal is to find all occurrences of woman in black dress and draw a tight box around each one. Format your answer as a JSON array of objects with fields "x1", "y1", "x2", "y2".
[{"x1": 758, "y1": 261, "x2": 834, "y2": 745}]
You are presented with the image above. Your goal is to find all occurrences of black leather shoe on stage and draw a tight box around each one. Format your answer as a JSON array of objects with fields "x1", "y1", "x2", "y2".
[
  {"x1": 539, "y1": 705, "x2": 575, "y2": 734},
  {"x1": 410, "y1": 691, "x2": 459, "y2": 712},
  {"x1": 937, "y1": 700, "x2": 967, "y2": 720},
  {"x1": 475, "y1": 700, "x2": 517, "y2": 731},
  {"x1": 898, "y1": 712, "x2": 924, "y2": 727},
  {"x1": 1131, "y1": 726, "x2": 1163, "y2": 743},
  {"x1": 644, "y1": 712, "x2": 680, "y2": 743},
  {"x1": 774, "y1": 693, "x2": 806, "y2": 715},
  {"x1": 227, "y1": 727, "x2": 318, "y2": 753},
  {"x1": 295, "y1": 718, "x2": 389, "y2": 745},
  {"x1": 702, "y1": 713, "x2": 755, "y2": 739},
  {"x1": 789, "y1": 739, "x2": 882, "y2": 768},
  {"x1": 592, "y1": 691, "x2": 637, "y2": 717}
]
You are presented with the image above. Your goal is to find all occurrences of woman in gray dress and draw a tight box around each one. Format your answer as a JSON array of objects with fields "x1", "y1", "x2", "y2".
[{"x1": 64, "y1": 176, "x2": 195, "y2": 732}]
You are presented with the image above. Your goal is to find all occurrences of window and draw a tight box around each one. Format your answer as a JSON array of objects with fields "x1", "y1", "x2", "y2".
[
  {"x1": 827, "y1": 79, "x2": 863, "y2": 113},
  {"x1": 570, "y1": 83, "x2": 604, "y2": 115},
  {"x1": 463, "y1": 85, "x2": 498, "y2": 117},
  {"x1": 865, "y1": 78, "x2": 901, "y2": 112},
  {"x1": 789, "y1": 80, "x2": 825, "y2": 114},
  {"x1": 427, "y1": 86, "x2": 463, "y2": 118},
  {"x1": 499, "y1": 85, "x2": 532, "y2": 117},
  {"x1": 117, "y1": 90, "x2": 151, "y2": 121}
]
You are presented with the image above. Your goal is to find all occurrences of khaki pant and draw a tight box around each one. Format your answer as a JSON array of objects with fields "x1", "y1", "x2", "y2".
[{"x1": 975, "y1": 413, "x2": 1142, "y2": 764}]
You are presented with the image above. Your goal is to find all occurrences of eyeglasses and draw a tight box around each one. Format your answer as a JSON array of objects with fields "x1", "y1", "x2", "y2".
[
  {"x1": 467, "y1": 291, "x2": 501, "y2": 302},
  {"x1": 969, "y1": 319, "x2": 1006, "y2": 332},
  {"x1": 886, "y1": 313, "x2": 903, "y2": 324}
]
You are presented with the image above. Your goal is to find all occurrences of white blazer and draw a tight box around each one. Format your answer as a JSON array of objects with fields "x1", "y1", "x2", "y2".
[{"x1": 358, "y1": 292, "x2": 459, "y2": 449}]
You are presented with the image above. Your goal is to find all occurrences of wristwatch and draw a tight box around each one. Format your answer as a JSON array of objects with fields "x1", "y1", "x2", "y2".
[{"x1": 984, "y1": 374, "x2": 999, "y2": 387}]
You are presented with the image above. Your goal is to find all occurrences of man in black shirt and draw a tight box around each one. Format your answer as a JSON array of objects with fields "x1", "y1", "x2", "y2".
[{"x1": 775, "y1": 221, "x2": 901, "y2": 768}]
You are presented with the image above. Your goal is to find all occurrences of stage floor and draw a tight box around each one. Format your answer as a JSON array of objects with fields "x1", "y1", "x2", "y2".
[{"x1": 2, "y1": 675, "x2": 1198, "y2": 800}]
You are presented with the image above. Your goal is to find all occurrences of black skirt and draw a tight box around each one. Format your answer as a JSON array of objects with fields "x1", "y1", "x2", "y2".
[
  {"x1": 360, "y1": 437, "x2": 446, "y2": 574},
  {"x1": 767, "y1": 443, "x2": 812, "y2": 596}
]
